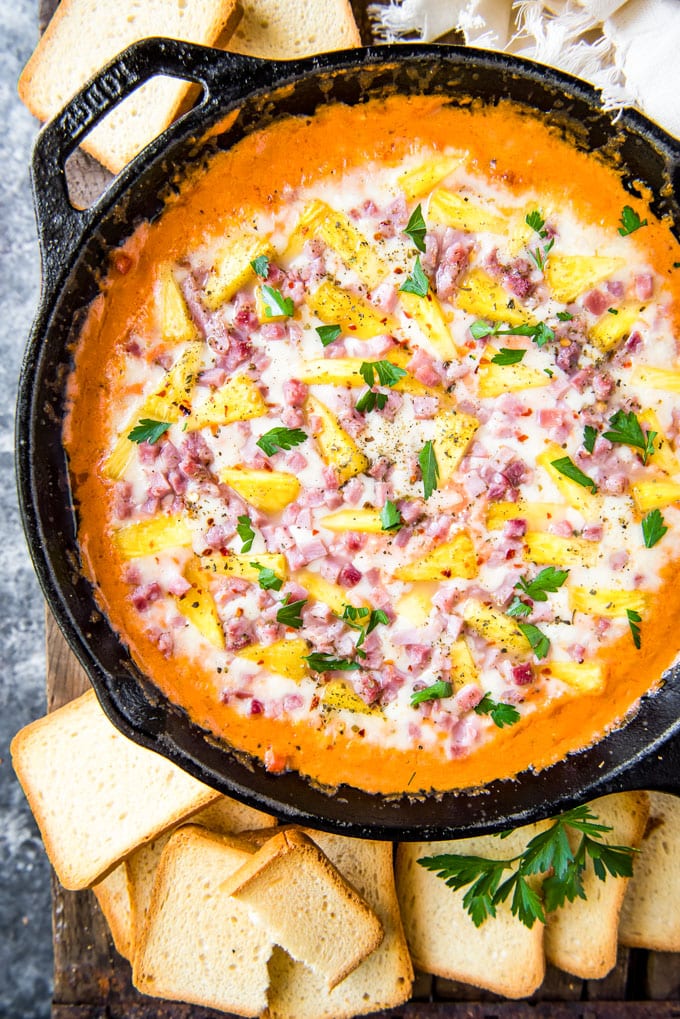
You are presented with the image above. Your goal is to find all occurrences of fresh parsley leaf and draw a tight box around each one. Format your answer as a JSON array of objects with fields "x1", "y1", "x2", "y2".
[
  {"x1": 404, "y1": 203, "x2": 427, "y2": 252},
  {"x1": 355, "y1": 389, "x2": 389, "y2": 413},
  {"x1": 618, "y1": 205, "x2": 648, "y2": 236},
  {"x1": 642, "y1": 508, "x2": 668, "y2": 549},
  {"x1": 506, "y1": 596, "x2": 532, "y2": 618},
  {"x1": 316, "y1": 324, "x2": 342, "y2": 347},
  {"x1": 250, "y1": 254, "x2": 270, "y2": 278},
  {"x1": 474, "y1": 693, "x2": 521, "y2": 728},
  {"x1": 515, "y1": 566, "x2": 569, "y2": 603},
  {"x1": 470, "y1": 319, "x2": 496, "y2": 340},
  {"x1": 128, "y1": 418, "x2": 172, "y2": 444},
  {"x1": 627, "y1": 608, "x2": 642, "y2": 649},
  {"x1": 518, "y1": 622, "x2": 550, "y2": 660},
  {"x1": 550, "y1": 456, "x2": 598, "y2": 494},
  {"x1": 602, "y1": 409, "x2": 656, "y2": 464},
  {"x1": 411, "y1": 680, "x2": 454, "y2": 706},
  {"x1": 418, "y1": 803, "x2": 636, "y2": 930},
  {"x1": 303, "y1": 652, "x2": 362, "y2": 672},
  {"x1": 525, "y1": 209, "x2": 546, "y2": 235},
  {"x1": 532, "y1": 321, "x2": 555, "y2": 347},
  {"x1": 583, "y1": 424, "x2": 598, "y2": 454},
  {"x1": 261, "y1": 284, "x2": 294, "y2": 318},
  {"x1": 470, "y1": 320, "x2": 554, "y2": 347},
  {"x1": 256, "y1": 426, "x2": 307, "y2": 456},
  {"x1": 491, "y1": 347, "x2": 526, "y2": 365},
  {"x1": 399, "y1": 255, "x2": 429, "y2": 297},
  {"x1": 341, "y1": 606, "x2": 389, "y2": 649},
  {"x1": 529, "y1": 237, "x2": 555, "y2": 272},
  {"x1": 360, "y1": 360, "x2": 408, "y2": 388},
  {"x1": 556, "y1": 310, "x2": 574, "y2": 321},
  {"x1": 418, "y1": 440, "x2": 440, "y2": 501},
  {"x1": 276, "y1": 596, "x2": 306, "y2": 629},
  {"x1": 236, "y1": 514, "x2": 255, "y2": 553},
  {"x1": 380, "y1": 499, "x2": 403, "y2": 531},
  {"x1": 249, "y1": 562, "x2": 283, "y2": 591}
]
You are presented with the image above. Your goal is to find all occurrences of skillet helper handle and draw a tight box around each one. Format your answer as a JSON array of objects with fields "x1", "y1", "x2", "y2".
[{"x1": 30, "y1": 36, "x2": 270, "y2": 296}]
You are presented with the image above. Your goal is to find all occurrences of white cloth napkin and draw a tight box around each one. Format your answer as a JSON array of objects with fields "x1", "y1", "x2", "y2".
[{"x1": 368, "y1": 0, "x2": 680, "y2": 139}]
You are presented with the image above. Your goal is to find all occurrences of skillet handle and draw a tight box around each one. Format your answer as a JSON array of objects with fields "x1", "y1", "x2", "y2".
[{"x1": 30, "y1": 37, "x2": 271, "y2": 297}]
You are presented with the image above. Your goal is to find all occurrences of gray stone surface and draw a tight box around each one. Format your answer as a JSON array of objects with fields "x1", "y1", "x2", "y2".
[{"x1": 1, "y1": 1, "x2": 53, "y2": 1017}]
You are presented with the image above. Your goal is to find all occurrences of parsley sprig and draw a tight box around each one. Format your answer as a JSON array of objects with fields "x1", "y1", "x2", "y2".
[
  {"x1": 303, "y1": 652, "x2": 362, "y2": 673},
  {"x1": 276, "y1": 596, "x2": 307, "y2": 629},
  {"x1": 491, "y1": 348, "x2": 526, "y2": 365},
  {"x1": 250, "y1": 562, "x2": 283, "y2": 591},
  {"x1": 418, "y1": 804, "x2": 636, "y2": 929},
  {"x1": 411, "y1": 680, "x2": 453, "y2": 706},
  {"x1": 236, "y1": 514, "x2": 256, "y2": 553},
  {"x1": 471, "y1": 320, "x2": 554, "y2": 348},
  {"x1": 627, "y1": 608, "x2": 642, "y2": 649},
  {"x1": 128, "y1": 419, "x2": 172, "y2": 444},
  {"x1": 250, "y1": 255, "x2": 270, "y2": 278},
  {"x1": 602, "y1": 409, "x2": 656, "y2": 465},
  {"x1": 256, "y1": 426, "x2": 307, "y2": 456},
  {"x1": 418, "y1": 440, "x2": 440, "y2": 501},
  {"x1": 316, "y1": 324, "x2": 342, "y2": 347},
  {"x1": 474, "y1": 693, "x2": 520, "y2": 728},
  {"x1": 356, "y1": 360, "x2": 408, "y2": 413},
  {"x1": 380, "y1": 500, "x2": 403, "y2": 531},
  {"x1": 525, "y1": 209, "x2": 555, "y2": 271},
  {"x1": 399, "y1": 255, "x2": 429, "y2": 297},
  {"x1": 404, "y1": 204, "x2": 427, "y2": 252},
  {"x1": 618, "y1": 205, "x2": 647, "y2": 236},
  {"x1": 642, "y1": 508, "x2": 668, "y2": 549},
  {"x1": 518, "y1": 622, "x2": 550, "y2": 660},
  {"x1": 516, "y1": 567, "x2": 569, "y2": 602},
  {"x1": 341, "y1": 605, "x2": 389, "y2": 653},
  {"x1": 583, "y1": 424, "x2": 598, "y2": 454},
  {"x1": 551, "y1": 456, "x2": 598, "y2": 494}
]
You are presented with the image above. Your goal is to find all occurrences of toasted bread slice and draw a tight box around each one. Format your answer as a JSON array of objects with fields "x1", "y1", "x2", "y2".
[
  {"x1": 133, "y1": 824, "x2": 273, "y2": 1013},
  {"x1": 264, "y1": 829, "x2": 413, "y2": 1019},
  {"x1": 545, "y1": 791, "x2": 649, "y2": 978},
  {"x1": 224, "y1": 0, "x2": 360, "y2": 58},
  {"x1": 222, "y1": 828, "x2": 382, "y2": 989},
  {"x1": 18, "y1": 0, "x2": 242, "y2": 173},
  {"x1": 619, "y1": 791, "x2": 680, "y2": 951},
  {"x1": 10, "y1": 690, "x2": 220, "y2": 889},
  {"x1": 395, "y1": 823, "x2": 548, "y2": 999},
  {"x1": 93, "y1": 863, "x2": 134, "y2": 960}
]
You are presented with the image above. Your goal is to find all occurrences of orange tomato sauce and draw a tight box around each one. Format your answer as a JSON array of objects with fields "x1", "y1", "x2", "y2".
[{"x1": 65, "y1": 95, "x2": 680, "y2": 795}]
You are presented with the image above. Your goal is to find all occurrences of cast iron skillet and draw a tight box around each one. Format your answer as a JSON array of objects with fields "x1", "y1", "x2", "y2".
[{"x1": 16, "y1": 38, "x2": 680, "y2": 840}]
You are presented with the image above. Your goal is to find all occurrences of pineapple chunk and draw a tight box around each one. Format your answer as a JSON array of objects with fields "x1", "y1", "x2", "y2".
[
  {"x1": 428, "y1": 189, "x2": 507, "y2": 235},
  {"x1": 322, "y1": 681, "x2": 382, "y2": 716},
  {"x1": 638, "y1": 408, "x2": 680, "y2": 476},
  {"x1": 398, "y1": 154, "x2": 465, "y2": 200},
  {"x1": 477, "y1": 348, "x2": 551, "y2": 398},
  {"x1": 462, "y1": 600, "x2": 530, "y2": 656},
  {"x1": 486, "y1": 500, "x2": 569, "y2": 531},
  {"x1": 394, "y1": 532, "x2": 478, "y2": 582},
  {"x1": 524, "y1": 530, "x2": 600, "y2": 568},
  {"x1": 114, "y1": 514, "x2": 193, "y2": 559},
  {"x1": 294, "y1": 568, "x2": 365, "y2": 615},
  {"x1": 203, "y1": 236, "x2": 272, "y2": 310},
  {"x1": 104, "y1": 344, "x2": 203, "y2": 480},
  {"x1": 631, "y1": 365, "x2": 680, "y2": 392},
  {"x1": 305, "y1": 394, "x2": 369, "y2": 485},
  {"x1": 284, "y1": 200, "x2": 330, "y2": 257},
  {"x1": 449, "y1": 637, "x2": 480, "y2": 692},
  {"x1": 632, "y1": 480, "x2": 680, "y2": 513},
  {"x1": 158, "y1": 265, "x2": 196, "y2": 343},
  {"x1": 536, "y1": 442, "x2": 600, "y2": 518},
  {"x1": 313, "y1": 202, "x2": 387, "y2": 289},
  {"x1": 319, "y1": 508, "x2": 384, "y2": 533},
  {"x1": 542, "y1": 661, "x2": 607, "y2": 695},
  {"x1": 432, "y1": 410, "x2": 479, "y2": 484},
  {"x1": 456, "y1": 269, "x2": 534, "y2": 326},
  {"x1": 186, "y1": 375, "x2": 267, "y2": 431},
  {"x1": 308, "y1": 280, "x2": 396, "y2": 340},
  {"x1": 589, "y1": 302, "x2": 644, "y2": 353},
  {"x1": 569, "y1": 587, "x2": 650, "y2": 617},
  {"x1": 175, "y1": 556, "x2": 224, "y2": 649},
  {"x1": 219, "y1": 468, "x2": 300, "y2": 514},
  {"x1": 396, "y1": 587, "x2": 432, "y2": 627},
  {"x1": 544, "y1": 254, "x2": 625, "y2": 304},
  {"x1": 199, "y1": 552, "x2": 287, "y2": 583},
  {"x1": 237, "y1": 638, "x2": 309, "y2": 682},
  {"x1": 400, "y1": 290, "x2": 458, "y2": 361}
]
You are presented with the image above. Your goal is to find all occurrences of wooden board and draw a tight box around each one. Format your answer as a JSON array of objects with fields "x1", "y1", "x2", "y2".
[{"x1": 36, "y1": 0, "x2": 680, "y2": 1014}]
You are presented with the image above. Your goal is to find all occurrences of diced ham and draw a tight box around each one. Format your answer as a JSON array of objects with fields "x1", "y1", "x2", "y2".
[
  {"x1": 283, "y1": 378, "x2": 308, "y2": 407},
  {"x1": 453, "y1": 683, "x2": 483, "y2": 713},
  {"x1": 113, "y1": 481, "x2": 134, "y2": 520},
  {"x1": 138, "y1": 441, "x2": 161, "y2": 464},
  {"x1": 592, "y1": 371, "x2": 614, "y2": 400},
  {"x1": 197, "y1": 366, "x2": 227, "y2": 388},
  {"x1": 512, "y1": 663, "x2": 534, "y2": 686},
  {"x1": 634, "y1": 273, "x2": 654, "y2": 301},
  {"x1": 581, "y1": 523, "x2": 604, "y2": 541},
  {"x1": 407, "y1": 347, "x2": 444, "y2": 386},
  {"x1": 606, "y1": 279, "x2": 625, "y2": 299},
  {"x1": 260, "y1": 323, "x2": 287, "y2": 341},
  {"x1": 584, "y1": 289, "x2": 609, "y2": 316},
  {"x1": 412, "y1": 395, "x2": 439, "y2": 419},
  {"x1": 338, "y1": 563, "x2": 362, "y2": 587},
  {"x1": 435, "y1": 240, "x2": 470, "y2": 301},
  {"x1": 371, "y1": 282, "x2": 398, "y2": 314},
  {"x1": 131, "y1": 583, "x2": 161, "y2": 611},
  {"x1": 504, "y1": 518, "x2": 527, "y2": 538}
]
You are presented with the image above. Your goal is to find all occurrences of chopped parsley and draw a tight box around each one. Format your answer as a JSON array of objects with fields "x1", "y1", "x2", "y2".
[
  {"x1": 399, "y1": 255, "x2": 429, "y2": 297},
  {"x1": 404, "y1": 203, "x2": 427, "y2": 252},
  {"x1": 316, "y1": 324, "x2": 342, "y2": 347},
  {"x1": 618, "y1": 205, "x2": 648, "y2": 236},
  {"x1": 261, "y1": 284, "x2": 294, "y2": 318},
  {"x1": 380, "y1": 500, "x2": 403, "y2": 531},
  {"x1": 556, "y1": 310, "x2": 574, "y2": 322},
  {"x1": 411, "y1": 680, "x2": 453, "y2": 706},
  {"x1": 360, "y1": 360, "x2": 408, "y2": 388},
  {"x1": 516, "y1": 567, "x2": 569, "y2": 602},
  {"x1": 491, "y1": 348, "x2": 526, "y2": 365},
  {"x1": 550, "y1": 456, "x2": 598, "y2": 494},
  {"x1": 250, "y1": 254, "x2": 270, "y2": 278},
  {"x1": 418, "y1": 440, "x2": 440, "y2": 501},
  {"x1": 627, "y1": 608, "x2": 642, "y2": 649},
  {"x1": 602, "y1": 409, "x2": 656, "y2": 465},
  {"x1": 256, "y1": 426, "x2": 307, "y2": 456},
  {"x1": 642, "y1": 508, "x2": 668, "y2": 549},
  {"x1": 341, "y1": 605, "x2": 389, "y2": 651},
  {"x1": 303, "y1": 652, "x2": 362, "y2": 673},
  {"x1": 249, "y1": 562, "x2": 283, "y2": 591},
  {"x1": 525, "y1": 209, "x2": 546, "y2": 234},
  {"x1": 474, "y1": 693, "x2": 521, "y2": 728},
  {"x1": 128, "y1": 418, "x2": 171, "y2": 444},
  {"x1": 518, "y1": 622, "x2": 550, "y2": 660},
  {"x1": 471, "y1": 320, "x2": 554, "y2": 348},
  {"x1": 506, "y1": 596, "x2": 532, "y2": 618},
  {"x1": 236, "y1": 514, "x2": 255, "y2": 553},
  {"x1": 276, "y1": 596, "x2": 307, "y2": 629},
  {"x1": 583, "y1": 425, "x2": 598, "y2": 454}
]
